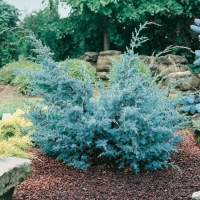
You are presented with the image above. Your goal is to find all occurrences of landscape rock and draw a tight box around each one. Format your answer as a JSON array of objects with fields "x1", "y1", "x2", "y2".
[
  {"x1": 77, "y1": 53, "x2": 97, "y2": 69},
  {"x1": 96, "y1": 72, "x2": 109, "y2": 80},
  {"x1": 96, "y1": 50, "x2": 122, "y2": 72},
  {"x1": 138, "y1": 54, "x2": 189, "y2": 75},
  {"x1": 77, "y1": 55, "x2": 87, "y2": 61},
  {"x1": 0, "y1": 157, "x2": 32, "y2": 200},
  {"x1": 163, "y1": 71, "x2": 200, "y2": 91},
  {"x1": 192, "y1": 191, "x2": 200, "y2": 200},
  {"x1": 191, "y1": 114, "x2": 200, "y2": 144},
  {"x1": 165, "y1": 54, "x2": 188, "y2": 65},
  {"x1": 84, "y1": 52, "x2": 99, "y2": 62}
]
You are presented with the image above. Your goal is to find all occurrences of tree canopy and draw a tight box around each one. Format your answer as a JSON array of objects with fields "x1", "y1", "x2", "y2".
[
  {"x1": 45, "y1": 0, "x2": 199, "y2": 57},
  {"x1": 0, "y1": 0, "x2": 20, "y2": 67},
  {"x1": 22, "y1": 5, "x2": 74, "y2": 61},
  {"x1": 58, "y1": 0, "x2": 183, "y2": 49}
]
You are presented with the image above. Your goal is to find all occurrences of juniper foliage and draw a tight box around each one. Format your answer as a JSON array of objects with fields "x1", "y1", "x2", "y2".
[
  {"x1": 181, "y1": 94, "x2": 200, "y2": 115},
  {"x1": 190, "y1": 18, "x2": 200, "y2": 66},
  {"x1": 96, "y1": 49, "x2": 187, "y2": 172},
  {"x1": 25, "y1": 27, "x2": 188, "y2": 172}
]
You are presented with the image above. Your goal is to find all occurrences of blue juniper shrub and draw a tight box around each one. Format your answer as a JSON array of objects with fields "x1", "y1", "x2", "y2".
[
  {"x1": 190, "y1": 18, "x2": 200, "y2": 66},
  {"x1": 181, "y1": 94, "x2": 200, "y2": 115},
  {"x1": 25, "y1": 28, "x2": 188, "y2": 172}
]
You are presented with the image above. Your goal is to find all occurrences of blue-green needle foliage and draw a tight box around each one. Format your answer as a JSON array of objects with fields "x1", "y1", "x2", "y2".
[
  {"x1": 96, "y1": 48, "x2": 187, "y2": 173},
  {"x1": 191, "y1": 18, "x2": 200, "y2": 66},
  {"x1": 25, "y1": 27, "x2": 188, "y2": 172},
  {"x1": 24, "y1": 33, "x2": 98, "y2": 170},
  {"x1": 181, "y1": 94, "x2": 200, "y2": 115}
]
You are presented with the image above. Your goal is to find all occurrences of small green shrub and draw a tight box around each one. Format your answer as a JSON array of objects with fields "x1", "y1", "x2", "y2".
[
  {"x1": 11, "y1": 75, "x2": 31, "y2": 94},
  {"x1": 60, "y1": 59, "x2": 96, "y2": 83},
  {"x1": 5, "y1": 60, "x2": 41, "y2": 71},
  {"x1": 0, "y1": 67, "x2": 15, "y2": 84},
  {"x1": 135, "y1": 58, "x2": 151, "y2": 76},
  {"x1": 0, "y1": 136, "x2": 32, "y2": 158},
  {"x1": 0, "y1": 59, "x2": 96, "y2": 94},
  {"x1": 0, "y1": 109, "x2": 33, "y2": 158},
  {"x1": 0, "y1": 60, "x2": 41, "y2": 94}
]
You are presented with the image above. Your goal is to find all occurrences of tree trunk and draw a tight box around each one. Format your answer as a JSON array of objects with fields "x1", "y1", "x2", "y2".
[{"x1": 104, "y1": 30, "x2": 110, "y2": 51}]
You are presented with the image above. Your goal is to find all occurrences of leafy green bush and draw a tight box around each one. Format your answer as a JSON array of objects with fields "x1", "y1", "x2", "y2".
[
  {"x1": 0, "y1": 60, "x2": 41, "y2": 94},
  {"x1": 0, "y1": 1, "x2": 20, "y2": 67},
  {"x1": 24, "y1": 27, "x2": 188, "y2": 172},
  {"x1": 12, "y1": 75, "x2": 31, "y2": 94},
  {"x1": 0, "y1": 67, "x2": 15, "y2": 84},
  {"x1": 60, "y1": 59, "x2": 96, "y2": 83},
  {"x1": 0, "y1": 59, "x2": 96, "y2": 94}
]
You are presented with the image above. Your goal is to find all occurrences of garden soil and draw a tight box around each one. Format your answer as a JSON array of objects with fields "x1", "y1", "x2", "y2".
[
  {"x1": 13, "y1": 131, "x2": 200, "y2": 200},
  {"x1": 0, "y1": 85, "x2": 26, "y2": 99}
]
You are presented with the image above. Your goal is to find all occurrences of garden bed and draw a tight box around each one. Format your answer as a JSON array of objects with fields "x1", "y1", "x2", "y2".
[{"x1": 14, "y1": 131, "x2": 200, "y2": 200}]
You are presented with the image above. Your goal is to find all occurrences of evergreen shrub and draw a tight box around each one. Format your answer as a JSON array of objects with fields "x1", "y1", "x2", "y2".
[
  {"x1": 0, "y1": 109, "x2": 33, "y2": 158},
  {"x1": 181, "y1": 94, "x2": 200, "y2": 115},
  {"x1": 25, "y1": 27, "x2": 188, "y2": 172},
  {"x1": 59, "y1": 59, "x2": 96, "y2": 83},
  {"x1": 191, "y1": 18, "x2": 200, "y2": 67}
]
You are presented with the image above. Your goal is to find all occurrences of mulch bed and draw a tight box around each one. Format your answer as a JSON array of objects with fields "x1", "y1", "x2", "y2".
[{"x1": 14, "y1": 131, "x2": 200, "y2": 200}]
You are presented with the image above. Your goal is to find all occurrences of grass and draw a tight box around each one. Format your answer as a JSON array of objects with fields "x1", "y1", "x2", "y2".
[{"x1": 0, "y1": 98, "x2": 39, "y2": 120}]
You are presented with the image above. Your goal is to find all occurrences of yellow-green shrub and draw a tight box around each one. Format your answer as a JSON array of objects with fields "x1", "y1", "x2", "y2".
[
  {"x1": 0, "y1": 109, "x2": 33, "y2": 158},
  {"x1": 0, "y1": 136, "x2": 32, "y2": 158},
  {"x1": 59, "y1": 59, "x2": 96, "y2": 83}
]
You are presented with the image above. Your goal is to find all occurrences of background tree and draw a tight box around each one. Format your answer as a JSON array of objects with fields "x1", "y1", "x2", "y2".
[
  {"x1": 42, "y1": 0, "x2": 200, "y2": 64},
  {"x1": 52, "y1": 0, "x2": 190, "y2": 50},
  {"x1": 22, "y1": 3, "x2": 74, "y2": 61},
  {"x1": 0, "y1": 0, "x2": 20, "y2": 67}
]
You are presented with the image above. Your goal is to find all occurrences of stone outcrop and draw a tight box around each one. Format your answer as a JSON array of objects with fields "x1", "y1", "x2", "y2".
[
  {"x1": 78, "y1": 52, "x2": 191, "y2": 82},
  {"x1": 163, "y1": 71, "x2": 200, "y2": 91},
  {"x1": 96, "y1": 72, "x2": 109, "y2": 80},
  {"x1": 84, "y1": 52, "x2": 99, "y2": 62},
  {"x1": 191, "y1": 113, "x2": 200, "y2": 145},
  {"x1": 96, "y1": 50, "x2": 122, "y2": 80},
  {"x1": 97, "y1": 50, "x2": 122, "y2": 71},
  {"x1": 0, "y1": 157, "x2": 32, "y2": 200},
  {"x1": 77, "y1": 52, "x2": 99, "y2": 69},
  {"x1": 138, "y1": 54, "x2": 189, "y2": 75}
]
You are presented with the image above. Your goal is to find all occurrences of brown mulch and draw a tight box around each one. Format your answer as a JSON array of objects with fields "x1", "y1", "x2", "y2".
[{"x1": 13, "y1": 131, "x2": 200, "y2": 200}]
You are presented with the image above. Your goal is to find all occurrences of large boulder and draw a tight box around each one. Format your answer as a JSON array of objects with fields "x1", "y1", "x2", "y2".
[
  {"x1": 138, "y1": 54, "x2": 189, "y2": 75},
  {"x1": 0, "y1": 157, "x2": 32, "y2": 200},
  {"x1": 84, "y1": 52, "x2": 99, "y2": 62},
  {"x1": 165, "y1": 54, "x2": 188, "y2": 65},
  {"x1": 96, "y1": 72, "x2": 109, "y2": 80},
  {"x1": 164, "y1": 71, "x2": 200, "y2": 91},
  {"x1": 96, "y1": 50, "x2": 122, "y2": 72},
  {"x1": 191, "y1": 114, "x2": 200, "y2": 144},
  {"x1": 77, "y1": 53, "x2": 98, "y2": 69}
]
